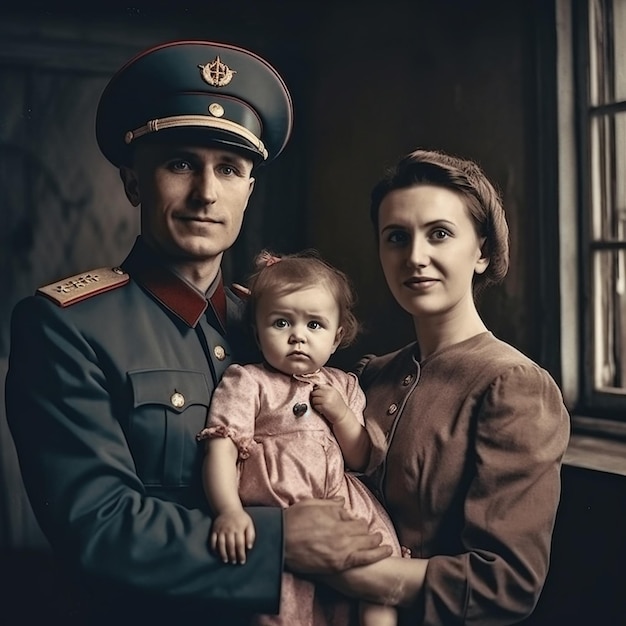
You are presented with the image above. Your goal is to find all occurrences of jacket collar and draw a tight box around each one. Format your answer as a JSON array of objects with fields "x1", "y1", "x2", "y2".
[{"x1": 121, "y1": 237, "x2": 226, "y2": 329}]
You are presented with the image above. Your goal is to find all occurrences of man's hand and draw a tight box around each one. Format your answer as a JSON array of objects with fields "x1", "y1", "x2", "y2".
[{"x1": 283, "y1": 497, "x2": 392, "y2": 574}]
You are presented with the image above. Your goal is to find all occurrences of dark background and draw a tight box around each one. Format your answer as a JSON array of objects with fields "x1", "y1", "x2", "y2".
[{"x1": 0, "y1": 2, "x2": 624, "y2": 624}]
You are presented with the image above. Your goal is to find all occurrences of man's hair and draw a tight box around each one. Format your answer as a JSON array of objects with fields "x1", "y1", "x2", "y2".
[
  {"x1": 370, "y1": 148, "x2": 510, "y2": 294},
  {"x1": 246, "y1": 249, "x2": 360, "y2": 347}
]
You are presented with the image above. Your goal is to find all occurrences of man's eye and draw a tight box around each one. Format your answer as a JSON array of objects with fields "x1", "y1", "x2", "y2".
[
  {"x1": 273, "y1": 319, "x2": 289, "y2": 328},
  {"x1": 169, "y1": 160, "x2": 192, "y2": 172},
  {"x1": 218, "y1": 165, "x2": 236, "y2": 176}
]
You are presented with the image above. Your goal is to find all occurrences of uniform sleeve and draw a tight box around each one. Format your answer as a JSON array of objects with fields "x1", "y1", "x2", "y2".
[
  {"x1": 197, "y1": 364, "x2": 260, "y2": 459},
  {"x1": 422, "y1": 363, "x2": 571, "y2": 625},
  {"x1": 5, "y1": 296, "x2": 283, "y2": 612}
]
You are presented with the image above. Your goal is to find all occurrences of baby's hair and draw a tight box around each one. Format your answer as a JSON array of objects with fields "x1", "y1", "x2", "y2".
[{"x1": 246, "y1": 249, "x2": 360, "y2": 347}]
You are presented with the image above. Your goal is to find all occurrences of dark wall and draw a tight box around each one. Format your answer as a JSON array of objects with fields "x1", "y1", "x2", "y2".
[
  {"x1": 3, "y1": 2, "x2": 625, "y2": 625},
  {"x1": 0, "y1": 0, "x2": 554, "y2": 367},
  {"x1": 300, "y1": 0, "x2": 549, "y2": 369}
]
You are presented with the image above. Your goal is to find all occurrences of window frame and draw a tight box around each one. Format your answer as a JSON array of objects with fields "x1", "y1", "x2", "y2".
[{"x1": 572, "y1": 0, "x2": 626, "y2": 419}]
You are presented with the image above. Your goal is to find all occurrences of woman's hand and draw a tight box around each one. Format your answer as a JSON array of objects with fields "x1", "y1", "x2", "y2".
[{"x1": 321, "y1": 555, "x2": 429, "y2": 607}]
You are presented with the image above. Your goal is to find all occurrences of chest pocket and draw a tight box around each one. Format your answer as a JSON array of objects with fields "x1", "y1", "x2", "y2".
[{"x1": 128, "y1": 369, "x2": 211, "y2": 488}]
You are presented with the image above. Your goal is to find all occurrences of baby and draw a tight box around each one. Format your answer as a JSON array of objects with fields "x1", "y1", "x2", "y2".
[{"x1": 197, "y1": 249, "x2": 401, "y2": 626}]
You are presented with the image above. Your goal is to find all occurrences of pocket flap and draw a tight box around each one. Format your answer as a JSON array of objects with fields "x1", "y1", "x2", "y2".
[{"x1": 128, "y1": 369, "x2": 211, "y2": 413}]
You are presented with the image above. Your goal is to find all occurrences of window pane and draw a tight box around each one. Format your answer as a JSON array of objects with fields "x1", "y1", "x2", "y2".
[
  {"x1": 593, "y1": 249, "x2": 626, "y2": 392},
  {"x1": 589, "y1": 0, "x2": 626, "y2": 104},
  {"x1": 614, "y1": 0, "x2": 626, "y2": 100},
  {"x1": 618, "y1": 112, "x2": 626, "y2": 213},
  {"x1": 589, "y1": 111, "x2": 626, "y2": 240},
  {"x1": 588, "y1": 0, "x2": 603, "y2": 105}
]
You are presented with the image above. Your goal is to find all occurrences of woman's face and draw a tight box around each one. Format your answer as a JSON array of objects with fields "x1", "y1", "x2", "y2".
[{"x1": 378, "y1": 184, "x2": 489, "y2": 321}]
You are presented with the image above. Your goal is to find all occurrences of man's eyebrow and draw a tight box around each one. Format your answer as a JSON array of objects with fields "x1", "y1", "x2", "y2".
[
  {"x1": 153, "y1": 147, "x2": 197, "y2": 160},
  {"x1": 218, "y1": 152, "x2": 252, "y2": 170}
]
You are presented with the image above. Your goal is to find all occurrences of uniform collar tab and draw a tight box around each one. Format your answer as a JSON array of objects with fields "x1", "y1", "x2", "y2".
[{"x1": 122, "y1": 237, "x2": 208, "y2": 327}]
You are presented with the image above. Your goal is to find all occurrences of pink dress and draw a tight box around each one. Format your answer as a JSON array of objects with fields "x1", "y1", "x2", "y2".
[{"x1": 201, "y1": 362, "x2": 401, "y2": 626}]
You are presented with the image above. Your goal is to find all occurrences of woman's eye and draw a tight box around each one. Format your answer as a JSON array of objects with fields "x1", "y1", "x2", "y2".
[
  {"x1": 386, "y1": 230, "x2": 409, "y2": 245},
  {"x1": 273, "y1": 319, "x2": 289, "y2": 329},
  {"x1": 431, "y1": 229, "x2": 450, "y2": 240}
]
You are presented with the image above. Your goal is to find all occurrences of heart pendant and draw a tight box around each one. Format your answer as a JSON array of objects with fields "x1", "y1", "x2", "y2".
[{"x1": 292, "y1": 402, "x2": 308, "y2": 417}]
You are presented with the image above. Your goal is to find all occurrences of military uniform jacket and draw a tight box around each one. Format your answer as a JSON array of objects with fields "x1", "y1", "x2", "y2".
[
  {"x1": 357, "y1": 332, "x2": 571, "y2": 626},
  {"x1": 5, "y1": 237, "x2": 282, "y2": 624}
]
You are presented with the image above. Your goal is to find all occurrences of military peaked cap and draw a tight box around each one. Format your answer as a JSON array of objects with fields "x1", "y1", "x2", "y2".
[{"x1": 96, "y1": 40, "x2": 293, "y2": 167}]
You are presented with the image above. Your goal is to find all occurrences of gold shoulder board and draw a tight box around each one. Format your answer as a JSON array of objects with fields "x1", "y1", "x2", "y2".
[
  {"x1": 37, "y1": 267, "x2": 129, "y2": 308},
  {"x1": 230, "y1": 282, "x2": 251, "y2": 298}
]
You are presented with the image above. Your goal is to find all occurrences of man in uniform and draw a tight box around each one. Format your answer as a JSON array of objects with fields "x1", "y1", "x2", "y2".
[{"x1": 5, "y1": 40, "x2": 391, "y2": 625}]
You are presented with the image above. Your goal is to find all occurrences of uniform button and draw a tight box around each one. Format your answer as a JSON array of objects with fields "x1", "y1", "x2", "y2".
[
  {"x1": 402, "y1": 374, "x2": 414, "y2": 386},
  {"x1": 387, "y1": 403, "x2": 398, "y2": 415},
  {"x1": 170, "y1": 391, "x2": 185, "y2": 408},
  {"x1": 209, "y1": 102, "x2": 225, "y2": 117},
  {"x1": 214, "y1": 345, "x2": 226, "y2": 360}
]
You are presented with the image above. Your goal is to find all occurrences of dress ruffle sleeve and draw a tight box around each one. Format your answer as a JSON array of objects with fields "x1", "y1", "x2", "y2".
[{"x1": 196, "y1": 364, "x2": 259, "y2": 460}]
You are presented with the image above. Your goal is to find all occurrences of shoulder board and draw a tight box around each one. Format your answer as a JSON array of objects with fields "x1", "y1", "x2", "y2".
[
  {"x1": 37, "y1": 266, "x2": 129, "y2": 308},
  {"x1": 230, "y1": 282, "x2": 251, "y2": 299}
]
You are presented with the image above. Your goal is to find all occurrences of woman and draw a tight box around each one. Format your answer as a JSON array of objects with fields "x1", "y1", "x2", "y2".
[{"x1": 333, "y1": 148, "x2": 570, "y2": 625}]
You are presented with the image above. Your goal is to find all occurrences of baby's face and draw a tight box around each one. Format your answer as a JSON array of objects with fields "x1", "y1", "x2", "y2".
[{"x1": 255, "y1": 284, "x2": 343, "y2": 375}]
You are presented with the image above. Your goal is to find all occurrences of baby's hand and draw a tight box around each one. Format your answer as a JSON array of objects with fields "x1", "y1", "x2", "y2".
[
  {"x1": 211, "y1": 509, "x2": 256, "y2": 564},
  {"x1": 310, "y1": 384, "x2": 349, "y2": 425}
]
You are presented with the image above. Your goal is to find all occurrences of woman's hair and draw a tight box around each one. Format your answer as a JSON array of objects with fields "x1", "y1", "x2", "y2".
[
  {"x1": 246, "y1": 249, "x2": 360, "y2": 347},
  {"x1": 370, "y1": 148, "x2": 510, "y2": 293}
]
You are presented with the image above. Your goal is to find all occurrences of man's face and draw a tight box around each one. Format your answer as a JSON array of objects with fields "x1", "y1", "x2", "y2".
[{"x1": 122, "y1": 142, "x2": 255, "y2": 264}]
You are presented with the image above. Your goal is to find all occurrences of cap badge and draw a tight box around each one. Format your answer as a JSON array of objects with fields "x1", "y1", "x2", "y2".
[{"x1": 198, "y1": 56, "x2": 237, "y2": 87}]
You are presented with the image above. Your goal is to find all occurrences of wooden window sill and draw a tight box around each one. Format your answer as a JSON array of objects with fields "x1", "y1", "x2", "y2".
[{"x1": 564, "y1": 416, "x2": 626, "y2": 477}]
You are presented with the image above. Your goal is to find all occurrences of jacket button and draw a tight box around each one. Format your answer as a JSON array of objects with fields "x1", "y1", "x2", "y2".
[
  {"x1": 170, "y1": 391, "x2": 185, "y2": 408},
  {"x1": 214, "y1": 345, "x2": 226, "y2": 360},
  {"x1": 387, "y1": 403, "x2": 398, "y2": 415},
  {"x1": 402, "y1": 374, "x2": 413, "y2": 386}
]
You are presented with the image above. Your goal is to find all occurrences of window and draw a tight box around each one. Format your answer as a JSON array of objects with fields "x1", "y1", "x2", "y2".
[{"x1": 563, "y1": 0, "x2": 626, "y2": 420}]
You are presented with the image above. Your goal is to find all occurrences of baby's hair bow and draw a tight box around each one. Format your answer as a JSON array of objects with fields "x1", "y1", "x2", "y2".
[{"x1": 259, "y1": 250, "x2": 282, "y2": 267}]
